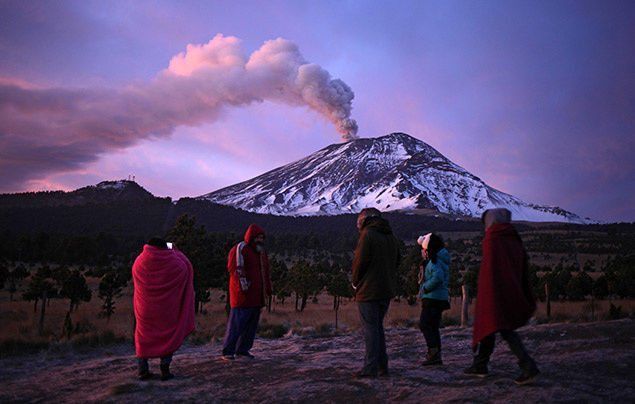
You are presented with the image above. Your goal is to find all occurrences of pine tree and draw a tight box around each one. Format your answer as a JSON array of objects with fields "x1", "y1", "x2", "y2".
[
  {"x1": 6, "y1": 264, "x2": 29, "y2": 301},
  {"x1": 325, "y1": 268, "x2": 352, "y2": 329},
  {"x1": 98, "y1": 270, "x2": 127, "y2": 321},
  {"x1": 269, "y1": 258, "x2": 290, "y2": 308},
  {"x1": 289, "y1": 260, "x2": 322, "y2": 312},
  {"x1": 0, "y1": 263, "x2": 7, "y2": 289},
  {"x1": 565, "y1": 271, "x2": 593, "y2": 300},
  {"x1": 22, "y1": 265, "x2": 57, "y2": 335},
  {"x1": 59, "y1": 269, "x2": 92, "y2": 313},
  {"x1": 166, "y1": 214, "x2": 228, "y2": 313}
]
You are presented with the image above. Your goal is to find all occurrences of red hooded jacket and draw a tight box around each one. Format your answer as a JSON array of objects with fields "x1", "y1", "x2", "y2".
[
  {"x1": 227, "y1": 224, "x2": 272, "y2": 308},
  {"x1": 473, "y1": 223, "x2": 536, "y2": 348}
]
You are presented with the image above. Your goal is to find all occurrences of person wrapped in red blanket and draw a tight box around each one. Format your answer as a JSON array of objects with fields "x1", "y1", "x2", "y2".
[
  {"x1": 132, "y1": 237, "x2": 195, "y2": 380},
  {"x1": 464, "y1": 208, "x2": 540, "y2": 385}
]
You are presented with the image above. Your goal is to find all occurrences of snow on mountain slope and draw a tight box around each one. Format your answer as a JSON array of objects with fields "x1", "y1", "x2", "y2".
[{"x1": 199, "y1": 133, "x2": 593, "y2": 223}]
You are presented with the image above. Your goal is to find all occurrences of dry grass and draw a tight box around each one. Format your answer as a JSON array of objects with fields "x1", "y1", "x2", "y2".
[{"x1": 1, "y1": 283, "x2": 633, "y2": 355}]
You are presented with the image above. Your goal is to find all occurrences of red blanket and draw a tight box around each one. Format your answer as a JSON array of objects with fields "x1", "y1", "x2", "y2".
[
  {"x1": 133, "y1": 245, "x2": 195, "y2": 358},
  {"x1": 473, "y1": 223, "x2": 535, "y2": 348}
]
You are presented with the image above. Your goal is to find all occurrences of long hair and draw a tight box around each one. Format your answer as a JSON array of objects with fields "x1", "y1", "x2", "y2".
[{"x1": 427, "y1": 233, "x2": 445, "y2": 264}]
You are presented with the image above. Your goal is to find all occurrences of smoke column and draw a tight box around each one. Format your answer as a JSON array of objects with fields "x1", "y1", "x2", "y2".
[{"x1": 0, "y1": 34, "x2": 358, "y2": 189}]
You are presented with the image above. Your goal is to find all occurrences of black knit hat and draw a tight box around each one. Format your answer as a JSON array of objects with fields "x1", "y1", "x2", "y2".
[{"x1": 147, "y1": 237, "x2": 168, "y2": 249}]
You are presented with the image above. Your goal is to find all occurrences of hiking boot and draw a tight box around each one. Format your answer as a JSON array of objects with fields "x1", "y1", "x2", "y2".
[
  {"x1": 221, "y1": 354, "x2": 235, "y2": 361},
  {"x1": 236, "y1": 352, "x2": 255, "y2": 360},
  {"x1": 514, "y1": 365, "x2": 540, "y2": 385},
  {"x1": 378, "y1": 366, "x2": 389, "y2": 377},
  {"x1": 354, "y1": 369, "x2": 378, "y2": 378},
  {"x1": 463, "y1": 364, "x2": 489, "y2": 377},
  {"x1": 138, "y1": 370, "x2": 153, "y2": 381},
  {"x1": 422, "y1": 348, "x2": 442, "y2": 366},
  {"x1": 160, "y1": 364, "x2": 174, "y2": 381}
]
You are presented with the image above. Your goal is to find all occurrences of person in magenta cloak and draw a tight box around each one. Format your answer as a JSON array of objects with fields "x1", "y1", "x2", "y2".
[
  {"x1": 464, "y1": 208, "x2": 540, "y2": 385},
  {"x1": 132, "y1": 237, "x2": 195, "y2": 381},
  {"x1": 222, "y1": 224, "x2": 272, "y2": 361}
]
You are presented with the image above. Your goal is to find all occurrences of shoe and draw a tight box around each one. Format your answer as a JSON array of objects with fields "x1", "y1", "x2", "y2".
[
  {"x1": 354, "y1": 369, "x2": 378, "y2": 378},
  {"x1": 463, "y1": 364, "x2": 488, "y2": 377},
  {"x1": 160, "y1": 364, "x2": 174, "y2": 381},
  {"x1": 138, "y1": 371, "x2": 154, "y2": 381},
  {"x1": 236, "y1": 352, "x2": 255, "y2": 360},
  {"x1": 221, "y1": 354, "x2": 235, "y2": 361},
  {"x1": 422, "y1": 348, "x2": 442, "y2": 366},
  {"x1": 514, "y1": 366, "x2": 539, "y2": 385}
]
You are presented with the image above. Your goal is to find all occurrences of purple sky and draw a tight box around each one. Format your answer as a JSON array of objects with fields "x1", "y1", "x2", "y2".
[{"x1": 1, "y1": 0, "x2": 633, "y2": 222}]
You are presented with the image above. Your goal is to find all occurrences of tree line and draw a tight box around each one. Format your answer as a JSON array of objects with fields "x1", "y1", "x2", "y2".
[{"x1": 2, "y1": 214, "x2": 634, "y2": 338}]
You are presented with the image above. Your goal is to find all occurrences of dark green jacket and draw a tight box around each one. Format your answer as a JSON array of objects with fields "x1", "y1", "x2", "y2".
[{"x1": 351, "y1": 217, "x2": 400, "y2": 301}]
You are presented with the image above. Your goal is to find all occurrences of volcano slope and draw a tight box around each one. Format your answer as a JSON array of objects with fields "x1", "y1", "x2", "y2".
[{"x1": 1, "y1": 319, "x2": 633, "y2": 403}]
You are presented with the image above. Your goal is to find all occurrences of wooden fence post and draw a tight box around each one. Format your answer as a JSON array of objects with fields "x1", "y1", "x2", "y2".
[
  {"x1": 334, "y1": 296, "x2": 340, "y2": 331},
  {"x1": 545, "y1": 282, "x2": 551, "y2": 319},
  {"x1": 38, "y1": 290, "x2": 47, "y2": 336},
  {"x1": 461, "y1": 285, "x2": 469, "y2": 328}
]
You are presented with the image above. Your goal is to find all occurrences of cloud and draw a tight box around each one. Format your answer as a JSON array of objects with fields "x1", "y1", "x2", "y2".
[{"x1": 0, "y1": 34, "x2": 358, "y2": 190}]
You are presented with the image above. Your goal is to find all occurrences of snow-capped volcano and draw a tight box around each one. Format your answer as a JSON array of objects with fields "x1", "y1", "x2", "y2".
[{"x1": 200, "y1": 133, "x2": 592, "y2": 223}]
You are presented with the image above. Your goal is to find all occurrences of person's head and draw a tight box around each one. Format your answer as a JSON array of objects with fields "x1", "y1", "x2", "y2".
[
  {"x1": 244, "y1": 224, "x2": 266, "y2": 250},
  {"x1": 147, "y1": 237, "x2": 168, "y2": 249},
  {"x1": 417, "y1": 233, "x2": 445, "y2": 263},
  {"x1": 356, "y1": 207, "x2": 382, "y2": 231},
  {"x1": 481, "y1": 208, "x2": 512, "y2": 230},
  {"x1": 254, "y1": 233, "x2": 265, "y2": 252}
]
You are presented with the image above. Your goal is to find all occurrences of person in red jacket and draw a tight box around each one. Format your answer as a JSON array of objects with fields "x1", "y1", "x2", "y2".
[
  {"x1": 221, "y1": 224, "x2": 272, "y2": 360},
  {"x1": 464, "y1": 208, "x2": 540, "y2": 385}
]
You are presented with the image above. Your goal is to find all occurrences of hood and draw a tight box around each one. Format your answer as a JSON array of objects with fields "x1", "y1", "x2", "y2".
[
  {"x1": 482, "y1": 208, "x2": 511, "y2": 230},
  {"x1": 363, "y1": 216, "x2": 393, "y2": 235},
  {"x1": 437, "y1": 248, "x2": 451, "y2": 266},
  {"x1": 244, "y1": 223, "x2": 265, "y2": 244},
  {"x1": 486, "y1": 222, "x2": 520, "y2": 238}
]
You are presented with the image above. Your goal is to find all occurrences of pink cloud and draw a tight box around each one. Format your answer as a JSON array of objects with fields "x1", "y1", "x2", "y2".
[{"x1": 0, "y1": 34, "x2": 358, "y2": 192}]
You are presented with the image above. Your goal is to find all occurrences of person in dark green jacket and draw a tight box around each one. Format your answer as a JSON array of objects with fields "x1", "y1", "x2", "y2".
[
  {"x1": 417, "y1": 233, "x2": 450, "y2": 365},
  {"x1": 351, "y1": 208, "x2": 400, "y2": 378}
]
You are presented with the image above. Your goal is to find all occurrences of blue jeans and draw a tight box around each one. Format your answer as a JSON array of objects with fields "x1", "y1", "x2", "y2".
[
  {"x1": 137, "y1": 354, "x2": 172, "y2": 374},
  {"x1": 358, "y1": 299, "x2": 390, "y2": 373},
  {"x1": 222, "y1": 307, "x2": 261, "y2": 356}
]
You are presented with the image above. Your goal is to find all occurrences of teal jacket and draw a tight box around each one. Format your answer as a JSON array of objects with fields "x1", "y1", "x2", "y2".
[{"x1": 418, "y1": 248, "x2": 450, "y2": 301}]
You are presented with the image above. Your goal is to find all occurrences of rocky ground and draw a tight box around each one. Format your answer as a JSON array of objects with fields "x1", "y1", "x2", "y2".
[{"x1": 1, "y1": 319, "x2": 633, "y2": 403}]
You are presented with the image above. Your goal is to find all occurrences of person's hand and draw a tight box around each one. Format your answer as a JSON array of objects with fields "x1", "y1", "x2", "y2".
[{"x1": 236, "y1": 267, "x2": 250, "y2": 291}]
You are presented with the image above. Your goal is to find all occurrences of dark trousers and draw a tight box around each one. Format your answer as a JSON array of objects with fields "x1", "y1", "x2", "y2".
[
  {"x1": 473, "y1": 330, "x2": 535, "y2": 370},
  {"x1": 419, "y1": 301, "x2": 443, "y2": 350},
  {"x1": 222, "y1": 307, "x2": 261, "y2": 356},
  {"x1": 358, "y1": 299, "x2": 390, "y2": 373},
  {"x1": 137, "y1": 354, "x2": 172, "y2": 374}
]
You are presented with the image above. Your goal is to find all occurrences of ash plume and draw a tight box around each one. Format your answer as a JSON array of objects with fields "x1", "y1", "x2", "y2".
[{"x1": 0, "y1": 34, "x2": 358, "y2": 189}]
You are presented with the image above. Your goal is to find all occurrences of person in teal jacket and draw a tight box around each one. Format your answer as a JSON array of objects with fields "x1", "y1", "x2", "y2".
[{"x1": 417, "y1": 233, "x2": 451, "y2": 365}]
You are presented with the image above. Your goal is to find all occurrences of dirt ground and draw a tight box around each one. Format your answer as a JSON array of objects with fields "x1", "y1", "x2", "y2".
[{"x1": 1, "y1": 319, "x2": 633, "y2": 403}]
